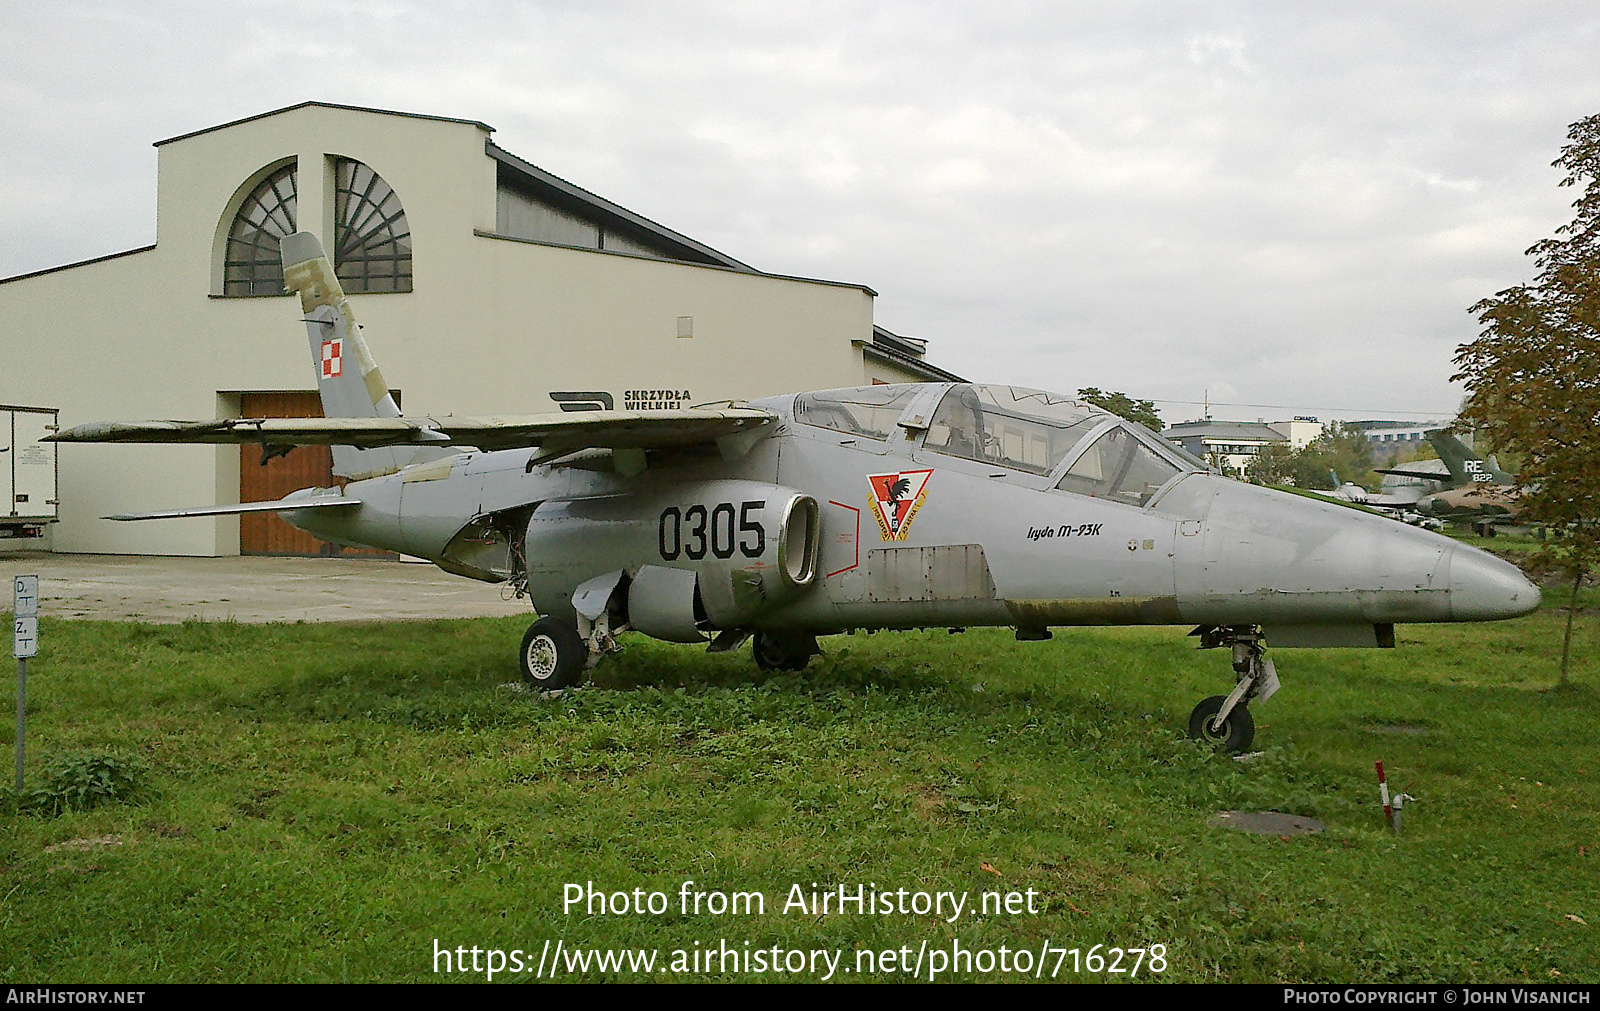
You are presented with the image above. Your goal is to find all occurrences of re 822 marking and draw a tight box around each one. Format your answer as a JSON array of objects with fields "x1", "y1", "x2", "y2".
[{"x1": 658, "y1": 500, "x2": 767, "y2": 561}]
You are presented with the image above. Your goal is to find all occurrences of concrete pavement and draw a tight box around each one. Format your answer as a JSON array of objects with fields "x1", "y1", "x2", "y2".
[{"x1": 0, "y1": 551, "x2": 533, "y2": 623}]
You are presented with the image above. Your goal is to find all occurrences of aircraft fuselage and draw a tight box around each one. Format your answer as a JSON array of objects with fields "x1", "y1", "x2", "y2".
[{"x1": 289, "y1": 389, "x2": 1538, "y2": 647}]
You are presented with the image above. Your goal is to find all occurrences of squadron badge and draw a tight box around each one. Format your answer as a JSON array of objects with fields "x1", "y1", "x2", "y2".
[{"x1": 867, "y1": 469, "x2": 932, "y2": 541}]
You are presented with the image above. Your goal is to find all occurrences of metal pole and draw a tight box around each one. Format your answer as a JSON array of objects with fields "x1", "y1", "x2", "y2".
[
  {"x1": 1376, "y1": 760, "x2": 1392, "y2": 830},
  {"x1": 12, "y1": 575, "x2": 38, "y2": 795},
  {"x1": 14, "y1": 656, "x2": 23, "y2": 794}
]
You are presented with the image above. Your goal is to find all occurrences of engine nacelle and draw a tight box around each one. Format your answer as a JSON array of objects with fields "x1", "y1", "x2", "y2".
[{"x1": 523, "y1": 480, "x2": 821, "y2": 633}]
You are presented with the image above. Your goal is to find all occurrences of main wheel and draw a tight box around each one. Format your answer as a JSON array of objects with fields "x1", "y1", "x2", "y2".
[
  {"x1": 1188, "y1": 695, "x2": 1255, "y2": 753},
  {"x1": 519, "y1": 617, "x2": 587, "y2": 689},
  {"x1": 751, "y1": 630, "x2": 818, "y2": 672}
]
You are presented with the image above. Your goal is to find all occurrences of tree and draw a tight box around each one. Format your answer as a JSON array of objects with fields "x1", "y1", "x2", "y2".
[
  {"x1": 1287, "y1": 423, "x2": 1376, "y2": 491},
  {"x1": 1077, "y1": 388, "x2": 1163, "y2": 432},
  {"x1": 1454, "y1": 112, "x2": 1600, "y2": 684},
  {"x1": 1245, "y1": 443, "x2": 1295, "y2": 485}
]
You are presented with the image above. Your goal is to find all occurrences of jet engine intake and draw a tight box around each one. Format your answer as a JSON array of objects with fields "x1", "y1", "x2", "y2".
[
  {"x1": 522, "y1": 481, "x2": 821, "y2": 629},
  {"x1": 691, "y1": 488, "x2": 819, "y2": 627}
]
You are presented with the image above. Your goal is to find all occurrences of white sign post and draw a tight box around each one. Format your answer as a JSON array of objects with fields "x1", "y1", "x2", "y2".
[{"x1": 13, "y1": 576, "x2": 38, "y2": 793}]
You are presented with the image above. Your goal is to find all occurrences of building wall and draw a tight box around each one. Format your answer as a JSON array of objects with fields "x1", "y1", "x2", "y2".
[
  {"x1": 1268, "y1": 420, "x2": 1324, "y2": 450},
  {"x1": 865, "y1": 362, "x2": 931, "y2": 385},
  {"x1": 859, "y1": 349, "x2": 940, "y2": 386},
  {"x1": 0, "y1": 105, "x2": 885, "y2": 556}
]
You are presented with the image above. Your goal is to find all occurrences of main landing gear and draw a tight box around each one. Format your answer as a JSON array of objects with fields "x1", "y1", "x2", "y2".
[
  {"x1": 1187, "y1": 625, "x2": 1279, "y2": 754},
  {"x1": 518, "y1": 606, "x2": 624, "y2": 691},
  {"x1": 518, "y1": 613, "x2": 821, "y2": 688},
  {"x1": 751, "y1": 630, "x2": 820, "y2": 672},
  {"x1": 519, "y1": 616, "x2": 587, "y2": 689}
]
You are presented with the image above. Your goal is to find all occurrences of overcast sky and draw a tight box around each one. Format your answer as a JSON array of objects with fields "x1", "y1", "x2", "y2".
[{"x1": 4, "y1": 1, "x2": 1598, "y2": 424}]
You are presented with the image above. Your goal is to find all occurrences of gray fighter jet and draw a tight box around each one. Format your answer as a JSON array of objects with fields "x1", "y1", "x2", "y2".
[{"x1": 49, "y1": 233, "x2": 1541, "y2": 752}]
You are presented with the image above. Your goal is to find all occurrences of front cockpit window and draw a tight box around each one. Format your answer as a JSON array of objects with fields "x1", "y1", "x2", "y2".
[
  {"x1": 923, "y1": 385, "x2": 1104, "y2": 475},
  {"x1": 795, "y1": 385, "x2": 922, "y2": 441},
  {"x1": 1056, "y1": 427, "x2": 1181, "y2": 507}
]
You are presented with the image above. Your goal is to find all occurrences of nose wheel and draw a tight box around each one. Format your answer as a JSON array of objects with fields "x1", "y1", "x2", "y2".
[
  {"x1": 1189, "y1": 695, "x2": 1255, "y2": 753},
  {"x1": 1187, "y1": 625, "x2": 1278, "y2": 753}
]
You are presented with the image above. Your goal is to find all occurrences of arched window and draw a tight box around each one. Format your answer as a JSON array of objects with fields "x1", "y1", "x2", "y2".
[
  {"x1": 333, "y1": 159, "x2": 412, "y2": 293},
  {"x1": 223, "y1": 164, "x2": 297, "y2": 296}
]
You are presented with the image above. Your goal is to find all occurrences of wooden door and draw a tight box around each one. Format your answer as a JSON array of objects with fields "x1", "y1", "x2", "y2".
[{"x1": 237, "y1": 391, "x2": 394, "y2": 557}]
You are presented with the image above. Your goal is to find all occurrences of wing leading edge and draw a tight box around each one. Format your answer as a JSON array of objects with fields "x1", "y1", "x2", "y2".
[{"x1": 49, "y1": 408, "x2": 778, "y2": 455}]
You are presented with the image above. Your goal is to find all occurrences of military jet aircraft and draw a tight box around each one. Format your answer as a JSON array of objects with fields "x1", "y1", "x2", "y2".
[
  {"x1": 48, "y1": 233, "x2": 1542, "y2": 753},
  {"x1": 1397, "y1": 431, "x2": 1524, "y2": 533},
  {"x1": 1319, "y1": 473, "x2": 1426, "y2": 511}
]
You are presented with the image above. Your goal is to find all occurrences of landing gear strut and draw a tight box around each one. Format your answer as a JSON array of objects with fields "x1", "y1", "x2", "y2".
[
  {"x1": 752, "y1": 630, "x2": 819, "y2": 672},
  {"x1": 1187, "y1": 625, "x2": 1279, "y2": 753}
]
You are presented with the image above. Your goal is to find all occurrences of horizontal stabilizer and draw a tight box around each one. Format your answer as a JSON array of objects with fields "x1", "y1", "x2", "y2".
[
  {"x1": 52, "y1": 408, "x2": 777, "y2": 455},
  {"x1": 105, "y1": 493, "x2": 361, "y2": 522}
]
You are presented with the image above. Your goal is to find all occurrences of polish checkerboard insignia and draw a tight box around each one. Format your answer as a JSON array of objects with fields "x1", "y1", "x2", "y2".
[
  {"x1": 867, "y1": 469, "x2": 932, "y2": 542},
  {"x1": 321, "y1": 339, "x2": 343, "y2": 379}
]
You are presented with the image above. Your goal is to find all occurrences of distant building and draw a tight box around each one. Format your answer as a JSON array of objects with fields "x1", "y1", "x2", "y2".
[
  {"x1": 1162, "y1": 420, "x2": 1291, "y2": 475},
  {"x1": 1267, "y1": 417, "x2": 1325, "y2": 450},
  {"x1": 1346, "y1": 420, "x2": 1451, "y2": 462},
  {"x1": 0, "y1": 101, "x2": 960, "y2": 556}
]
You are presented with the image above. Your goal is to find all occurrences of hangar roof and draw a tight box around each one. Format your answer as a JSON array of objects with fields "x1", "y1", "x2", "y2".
[
  {"x1": 154, "y1": 100, "x2": 495, "y2": 146},
  {"x1": 488, "y1": 142, "x2": 756, "y2": 272},
  {"x1": 12, "y1": 100, "x2": 959, "y2": 380},
  {"x1": 158, "y1": 102, "x2": 755, "y2": 272},
  {"x1": 1163, "y1": 420, "x2": 1286, "y2": 443},
  {"x1": 858, "y1": 336, "x2": 966, "y2": 383}
]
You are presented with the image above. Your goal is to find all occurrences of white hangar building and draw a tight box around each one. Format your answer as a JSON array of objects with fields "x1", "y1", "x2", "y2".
[{"x1": 0, "y1": 102, "x2": 959, "y2": 557}]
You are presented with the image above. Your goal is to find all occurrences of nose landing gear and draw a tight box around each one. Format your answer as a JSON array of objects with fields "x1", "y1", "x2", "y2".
[
  {"x1": 1188, "y1": 695, "x2": 1255, "y2": 753},
  {"x1": 1187, "y1": 625, "x2": 1279, "y2": 753}
]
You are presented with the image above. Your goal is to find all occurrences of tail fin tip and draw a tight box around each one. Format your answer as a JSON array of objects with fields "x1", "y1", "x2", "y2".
[{"x1": 279, "y1": 230, "x2": 326, "y2": 271}]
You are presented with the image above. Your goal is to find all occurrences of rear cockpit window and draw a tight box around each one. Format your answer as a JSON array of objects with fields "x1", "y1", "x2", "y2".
[
  {"x1": 795, "y1": 385, "x2": 921, "y2": 441},
  {"x1": 1056, "y1": 427, "x2": 1181, "y2": 507},
  {"x1": 923, "y1": 385, "x2": 1103, "y2": 475}
]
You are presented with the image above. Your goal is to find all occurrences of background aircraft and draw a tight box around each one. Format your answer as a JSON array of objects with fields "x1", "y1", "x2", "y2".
[
  {"x1": 1321, "y1": 472, "x2": 1426, "y2": 511},
  {"x1": 1368, "y1": 431, "x2": 1524, "y2": 532},
  {"x1": 1314, "y1": 431, "x2": 1523, "y2": 533},
  {"x1": 49, "y1": 233, "x2": 1541, "y2": 753}
]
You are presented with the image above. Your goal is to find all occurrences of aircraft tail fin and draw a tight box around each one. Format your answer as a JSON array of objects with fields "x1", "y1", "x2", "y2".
[
  {"x1": 1424, "y1": 429, "x2": 1509, "y2": 488},
  {"x1": 280, "y1": 232, "x2": 408, "y2": 480}
]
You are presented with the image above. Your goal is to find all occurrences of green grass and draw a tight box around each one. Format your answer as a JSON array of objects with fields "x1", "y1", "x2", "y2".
[
  {"x1": 1448, "y1": 530, "x2": 1549, "y2": 553},
  {"x1": 3, "y1": 596, "x2": 1598, "y2": 983}
]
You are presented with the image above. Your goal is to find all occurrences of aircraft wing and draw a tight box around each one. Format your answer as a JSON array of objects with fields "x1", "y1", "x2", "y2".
[
  {"x1": 49, "y1": 409, "x2": 778, "y2": 454},
  {"x1": 1374, "y1": 461, "x2": 1451, "y2": 482}
]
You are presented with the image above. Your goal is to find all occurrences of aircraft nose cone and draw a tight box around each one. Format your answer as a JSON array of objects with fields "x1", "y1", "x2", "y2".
[{"x1": 1446, "y1": 544, "x2": 1541, "y2": 621}]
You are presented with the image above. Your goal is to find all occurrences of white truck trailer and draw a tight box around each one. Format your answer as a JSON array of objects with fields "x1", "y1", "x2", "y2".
[{"x1": 2, "y1": 405, "x2": 58, "y2": 541}]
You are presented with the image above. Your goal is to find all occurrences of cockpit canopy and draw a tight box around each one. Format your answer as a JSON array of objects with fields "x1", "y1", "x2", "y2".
[
  {"x1": 793, "y1": 383, "x2": 1196, "y2": 508},
  {"x1": 793, "y1": 383, "x2": 920, "y2": 442},
  {"x1": 922, "y1": 384, "x2": 1102, "y2": 476}
]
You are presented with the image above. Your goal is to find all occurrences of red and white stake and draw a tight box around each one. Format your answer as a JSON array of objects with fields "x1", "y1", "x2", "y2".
[{"x1": 1376, "y1": 761, "x2": 1393, "y2": 830}]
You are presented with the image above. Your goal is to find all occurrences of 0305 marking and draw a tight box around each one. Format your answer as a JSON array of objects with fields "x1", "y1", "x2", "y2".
[{"x1": 658, "y1": 501, "x2": 766, "y2": 561}]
